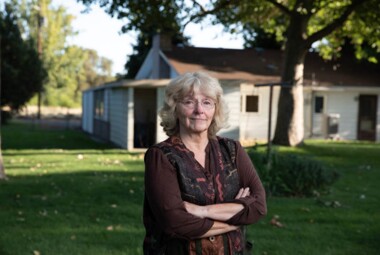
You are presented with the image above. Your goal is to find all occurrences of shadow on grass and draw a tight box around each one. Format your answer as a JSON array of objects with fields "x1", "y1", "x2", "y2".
[{"x1": 0, "y1": 171, "x2": 145, "y2": 255}]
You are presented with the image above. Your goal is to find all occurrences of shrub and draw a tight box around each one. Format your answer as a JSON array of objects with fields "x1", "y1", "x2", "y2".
[{"x1": 248, "y1": 149, "x2": 339, "y2": 197}]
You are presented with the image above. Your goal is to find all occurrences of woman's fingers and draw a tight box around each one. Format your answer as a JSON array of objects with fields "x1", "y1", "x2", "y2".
[
  {"x1": 242, "y1": 187, "x2": 250, "y2": 197},
  {"x1": 236, "y1": 187, "x2": 250, "y2": 199},
  {"x1": 235, "y1": 188, "x2": 244, "y2": 199}
]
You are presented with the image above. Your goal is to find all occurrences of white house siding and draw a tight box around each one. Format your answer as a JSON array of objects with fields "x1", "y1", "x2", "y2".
[
  {"x1": 109, "y1": 88, "x2": 130, "y2": 148},
  {"x1": 218, "y1": 82, "x2": 241, "y2": 140},
  {"x1": 82, "y1": 91, "x2": 93, "y2": 133},
  {"x1": 104, "y1": 89, "x2": 110, "y2": 121},
  {"x1": 303, "y1": 90, "x2": 313, "y2": 138},
  {"x1": 127, "y1": 88, "x2": 134, "y2": 150},
  {"x1": 239, "y1": 84, "x2": 280, "y2": 143},
  {"x1": 324, "y1": 90, "x2": 359, "y2": 140}
]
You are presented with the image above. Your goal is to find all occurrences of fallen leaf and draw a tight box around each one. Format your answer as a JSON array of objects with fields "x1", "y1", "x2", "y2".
[{"x1": 270, "y1": 215, "x2": 284, "y2": 228}]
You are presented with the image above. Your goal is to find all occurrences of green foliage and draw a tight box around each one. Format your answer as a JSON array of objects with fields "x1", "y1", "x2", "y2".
[
  {"x1": 0, "y1": 3, "x2": 46, "y2": 111},
  {"x1": 249, "y1": 149, "x2": 339, "y2": 197},
  {"x1": 11, "y1": 0, "x2": 114, "y2": 108},
  {"x1": 78, "y1": 0, "x2": 190, "y2": 78},
  {"x1": 213, "y1": 0, "x2": 380, "y2": 62},
  {"x1": 242, "y1": 24, "x2": 282, "y2": 49}
]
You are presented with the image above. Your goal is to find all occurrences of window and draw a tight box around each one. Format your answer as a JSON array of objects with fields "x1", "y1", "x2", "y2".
[
  {"x1": 246, "y1": 95, "x2": 259, "y2": 112},
  {"x1": 94, "y1": 90, "x2": 105, "y2": 118},
  {"x1": 314, "y1": 96, "x2": 324, "y2": 113}
]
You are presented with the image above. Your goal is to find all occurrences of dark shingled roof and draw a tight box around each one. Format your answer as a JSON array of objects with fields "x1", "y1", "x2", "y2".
[{"x1": 163, "y1": 46, "x2": 380, "y2": 87}]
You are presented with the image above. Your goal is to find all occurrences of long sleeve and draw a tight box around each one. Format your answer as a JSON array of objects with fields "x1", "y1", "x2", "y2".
[
  {"x1": 144, "y1": 147, "x2": 214, "y2": 239},
  {"x1": 225, "y1": 142, "x2": 267, "y2": 225}
]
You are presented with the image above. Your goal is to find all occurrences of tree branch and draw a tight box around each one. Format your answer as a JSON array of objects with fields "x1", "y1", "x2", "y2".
[
  {"x1": 306, "y1": 0, "x2": 368, "y2": 46},
  {"x1": 191, "y1": 0, "x2": 207, "y2": 13},
  {"x1": 265, "y1": 0, "x2": 291, "y2": 15},
  {"x1": 183, "y1": 0, "x2": 236, "y2": 27}
]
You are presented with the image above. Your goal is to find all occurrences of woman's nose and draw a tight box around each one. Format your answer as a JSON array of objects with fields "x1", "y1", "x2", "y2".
[{"x1": 193, "y1": 101, "x2": 204, "y2": 113}]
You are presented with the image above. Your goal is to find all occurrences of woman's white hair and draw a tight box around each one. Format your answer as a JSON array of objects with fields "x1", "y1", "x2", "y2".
[{"x1": 159, "y1": 71, "x2": 229, "y2": 138}]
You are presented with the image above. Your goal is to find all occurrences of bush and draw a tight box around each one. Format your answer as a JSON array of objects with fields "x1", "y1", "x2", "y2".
[{"x1": 249, "y1": 149, "x2": 339, "y2": 197}]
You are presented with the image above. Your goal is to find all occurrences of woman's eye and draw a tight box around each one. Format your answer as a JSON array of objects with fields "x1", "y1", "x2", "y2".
[
  {"x1": 203, "y1": 100, "x2": 212, "y2": 106},
  {"x1": 183, "y1": 100, "x2": 194, "y2": 105}
]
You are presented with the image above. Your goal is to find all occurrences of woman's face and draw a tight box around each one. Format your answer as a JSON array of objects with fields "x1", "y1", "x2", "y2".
[{"x1": 176, "y1": 90, "x2": 216, "y2": 136}]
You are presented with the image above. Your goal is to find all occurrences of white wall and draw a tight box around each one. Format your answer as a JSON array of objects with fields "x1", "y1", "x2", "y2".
[
  {"x1": 239, "y1": 84, "x2": 280, "y2": 143},
  {"x1": 218, "y1": 82, "x2": 241, "y2": 140},
  {"x1": 109, "y1": 88, "x2": 130, "y2": 148},
  {"x1": 324, "y1": 91, "x2": 358, "y2": 140},
  {"x1": 82, "y1": 91, "x2": 93, "y2": 133}
]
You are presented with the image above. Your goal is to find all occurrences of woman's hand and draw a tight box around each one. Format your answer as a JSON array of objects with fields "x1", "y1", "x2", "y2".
[
  {"x1": 183, "y1": 187, "x2": 251, "y2": 221},
  {"x1": 235, "y1": 187, "x2": 250, "y2": 199},
  {"x1": 183, "y1": 201, "x2": 207, "y2": 218}
]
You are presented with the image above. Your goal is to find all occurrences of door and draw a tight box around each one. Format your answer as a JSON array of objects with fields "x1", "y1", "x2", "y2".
[
  {"x1": 134, "y1": 88, "x2": 157, "y2": 148},
  {"x1": 312, "y1": 95, "x2": 325, "y2": 137},
  {"x1": 357, "y1": 95, "x2": 377, "y2": 141}
]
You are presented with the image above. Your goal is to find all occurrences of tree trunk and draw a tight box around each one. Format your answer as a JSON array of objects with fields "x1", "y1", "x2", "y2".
[{"x1": 272, "y1": 11, "x2": 309, "y2": 146}]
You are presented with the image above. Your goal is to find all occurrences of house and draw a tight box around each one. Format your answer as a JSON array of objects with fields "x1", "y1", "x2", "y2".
[{"x1": 82, "y1": 35, "x2": 380, "y2": 149}]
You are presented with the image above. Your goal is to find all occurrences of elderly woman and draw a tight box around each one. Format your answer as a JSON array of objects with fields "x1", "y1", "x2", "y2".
[{"x1": 143, "y1": 71, "x2": 267, "y2": 255}]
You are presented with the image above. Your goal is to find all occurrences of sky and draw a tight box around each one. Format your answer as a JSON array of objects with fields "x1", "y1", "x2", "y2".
[{"x1": 52, "y1": 0, "x2": 244, "y2": 75}]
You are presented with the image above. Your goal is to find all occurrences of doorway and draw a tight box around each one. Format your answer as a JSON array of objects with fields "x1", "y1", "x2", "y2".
[
  {"x1": 134, "y1": 88, "x2": 157, "y2": 148},
  {"x1": 357, "y1": 95, "x2": 378, "y2": 141}
]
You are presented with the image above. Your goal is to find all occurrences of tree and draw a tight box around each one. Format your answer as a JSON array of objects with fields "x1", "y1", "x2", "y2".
[
  {"x1": 1, "y1": 2, "x2": 45, "y2": 180},
  {"x1": 0, "y1": 2, "x2": 45, "y2": 111},
  {"x1": 14, "y1": 0, "x2": 114, "y2": 108},
  {"x1": 82, "y1": 48, "x2": 113, "y2": 87},
  {"x1": 78, "y1": 0, "x2": 189, "y2": 78},
  {"x1": 194, "y1": 0, "x2": 380, "y2": 146},
  {"x1": 242, "y1": 24, "x2": 282, "y2": 49}
]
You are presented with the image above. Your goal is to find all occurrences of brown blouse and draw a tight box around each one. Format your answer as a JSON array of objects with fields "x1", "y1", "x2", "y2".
[{"x1": 143, "y1": 136, "x2": 267, "y2": 253}]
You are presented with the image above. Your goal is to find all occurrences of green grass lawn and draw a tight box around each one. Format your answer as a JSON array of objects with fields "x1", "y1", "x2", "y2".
[{"x1": 1, "y1": 121, "x2": 379, "y2": 255}]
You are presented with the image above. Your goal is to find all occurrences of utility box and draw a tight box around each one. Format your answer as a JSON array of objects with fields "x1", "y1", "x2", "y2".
[{"x1": 326, "y1": 113, "x2": 340, "y2": 138}]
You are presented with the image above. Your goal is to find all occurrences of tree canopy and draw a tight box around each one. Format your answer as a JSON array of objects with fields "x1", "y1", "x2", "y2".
[
  {"x1": 2, "y1": 0, "x2": 114, "y2": 109},
  {"x1": 79, "y1": 0, "x2": 190, "y2": 78},
  {"x1": 1, "y1": 3, "x2": 45, "y2": 111}
]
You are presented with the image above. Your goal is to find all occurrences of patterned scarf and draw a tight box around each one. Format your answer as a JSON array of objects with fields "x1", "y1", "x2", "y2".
[{"x1": 152, "y1": 136, "x2": 244, "y2": 254}]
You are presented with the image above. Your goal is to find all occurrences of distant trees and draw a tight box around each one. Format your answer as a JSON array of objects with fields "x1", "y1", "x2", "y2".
[
  {"x1": 0, "y1": 0, "x2": 114, "y2": 111},
  {"x1": 15, "y1": 0, "x2": 114, "y2": 108},
  {"x1": 1, "y1": 2, "x2": 46, "y2": 111}
]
